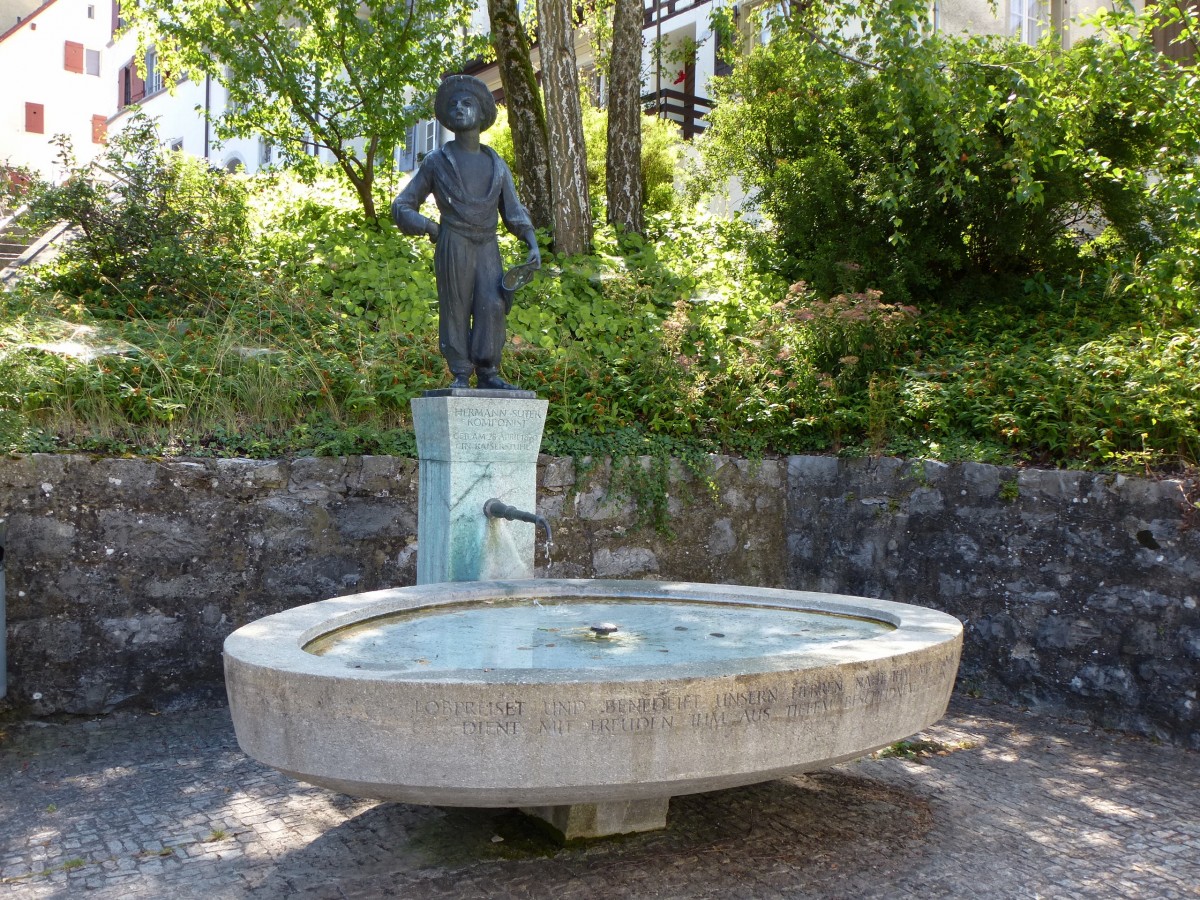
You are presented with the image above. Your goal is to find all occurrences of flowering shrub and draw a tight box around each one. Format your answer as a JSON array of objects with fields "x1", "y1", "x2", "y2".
[{"x1": 781, "y1": 282, "x2": 920, "y2": 385}]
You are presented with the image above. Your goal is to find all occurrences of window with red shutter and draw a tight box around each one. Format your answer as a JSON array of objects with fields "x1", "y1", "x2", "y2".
[
  {"x1": 117, "y1": 61, "x2": 145, "y2": 108},
  {"x1": 25, "y1": 103, "x2": 45, "y2": 134},
  {"x1": 64, "y1": 41, "x2": 84, "y2": 73},
  {"x1": 92, "y1": 115, "x2": 108, "y2": 144}
]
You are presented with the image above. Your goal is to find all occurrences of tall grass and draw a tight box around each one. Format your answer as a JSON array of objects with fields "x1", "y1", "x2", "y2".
[{"x1": 0, "y1": 283, "x2": 427, "y2": 455}]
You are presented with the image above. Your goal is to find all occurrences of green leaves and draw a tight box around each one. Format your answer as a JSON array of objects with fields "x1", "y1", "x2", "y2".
[
  {"x1": 698, "y1": 0, "x2": 1200, "y2": 315},
  {"x1": 4, "y1": 164, "x2": 1197, "y2": 474},
  {"x1": 123, "y1": 0, "x2": 478, "y2": 220},
  {"x1": 25, "y1": 115, "x2": 252, "y2": 320}
]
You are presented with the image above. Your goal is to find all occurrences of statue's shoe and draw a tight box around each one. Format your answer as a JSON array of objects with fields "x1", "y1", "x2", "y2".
[
  {"x1": 449, "y1": 375, "x2": 471, "y2": 389},
  {"x1": 476, "y1": 374, "x2": 522, "y2": 391}
]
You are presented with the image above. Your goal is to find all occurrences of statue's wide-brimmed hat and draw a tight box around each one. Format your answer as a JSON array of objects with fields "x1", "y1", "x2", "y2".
[{"x1": 434, "y1": 75, "x2": 497, "y2": 132}]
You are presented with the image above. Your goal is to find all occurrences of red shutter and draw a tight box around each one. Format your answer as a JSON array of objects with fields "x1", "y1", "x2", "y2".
[
  {"x1": 118, "y1": 60, "x2": 145, "y2": 107},
  {"x1": 92, "y1": 115, "x2": 108, "y2": 144},
  {"x1": 111, "y1": 0, "x2": 120, "y2": 35},
  {"x1": 64, "y1": 41, "x2": 84, "y2": 73},
  {"x1": 25, "y1": 102, "x2": 45, "y2": 134},
  {"x1": 130, "y1": 65, "x2": 145, "y2": 103}
]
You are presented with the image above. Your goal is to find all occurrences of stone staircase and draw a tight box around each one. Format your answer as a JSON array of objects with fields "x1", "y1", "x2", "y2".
[
  {"x1": 0, "y1": 206, "x2": 67, "y2": 284},
  {"x1": 0, "y1": 221, "x2": 35, "y2": 268}
]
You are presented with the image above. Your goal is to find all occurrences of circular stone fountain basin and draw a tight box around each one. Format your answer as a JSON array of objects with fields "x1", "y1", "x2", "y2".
[
  {"x1": 305, "y1": 598, "x2": 894, "y2": 670},
  {"x1": 224, "y1": 579, "x2": 962, "y2": 809}
]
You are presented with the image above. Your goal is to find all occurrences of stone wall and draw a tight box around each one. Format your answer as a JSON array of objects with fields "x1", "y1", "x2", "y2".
[
  {"x1": 0, "y1": 453, "x2": 788, "y2": 718},
  {"x1": 788, "y1": 457, "x2": 1200, "y2": 748},
  {"x1": 1, "y1": 455, "x2": 421, "y2": 714},
  {"x1": 1, "y1": 452, "x2": 1196, "y2": 747}
]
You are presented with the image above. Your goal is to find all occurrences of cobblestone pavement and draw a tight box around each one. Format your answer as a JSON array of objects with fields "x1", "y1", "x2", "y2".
[{"x1": 1, "y1": 697, "x2": 1197, "y2": 899}]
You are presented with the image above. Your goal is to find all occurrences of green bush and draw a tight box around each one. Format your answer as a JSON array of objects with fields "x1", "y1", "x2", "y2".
[
  {"x1": 254, "y1": 174, "x2": 439, "y2": 328},
  {"x1": 699, "y1": 0, "x2": 1200, "y2": 311},
  {"x1": 909, "y1": 307, "x2": 1200, "y2": 466},
  {"x1": 26, "y1": 114, "x2": 253, "y2": 319},
  {"x1": 3, "y1": 165, "x2": 1197, "y2": 474}
]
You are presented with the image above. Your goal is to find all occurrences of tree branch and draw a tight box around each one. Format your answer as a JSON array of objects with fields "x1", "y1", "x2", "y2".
[{"x1": 794, "y1": 24, "x2": 885, "y2": 72}]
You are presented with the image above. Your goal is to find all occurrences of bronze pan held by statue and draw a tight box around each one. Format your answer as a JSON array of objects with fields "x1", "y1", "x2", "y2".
[
  {"x1": 501, "y1": 262, "x2": 538, "y2": 313},
  {"x1": 502, "y1": 262, "x2": 538, "y2": 292}
]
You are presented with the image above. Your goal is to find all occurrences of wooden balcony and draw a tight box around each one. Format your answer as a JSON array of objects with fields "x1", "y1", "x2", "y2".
[
  {"x1": 642, "y1": 88, "x2": 714, "y2": 139},
  {"x1": 643, "y1": 0, "x2": 710, "y2": 29}
]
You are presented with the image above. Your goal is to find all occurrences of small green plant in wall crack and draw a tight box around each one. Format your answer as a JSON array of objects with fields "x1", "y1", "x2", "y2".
[{"x1": 909, "y1": 459, "x2": 930, "y2": 487}]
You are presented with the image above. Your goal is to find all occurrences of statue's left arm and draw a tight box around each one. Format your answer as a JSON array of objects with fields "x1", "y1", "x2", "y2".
[{"x1": 497, "y1": 161, "x2": 540, "y2": 269}]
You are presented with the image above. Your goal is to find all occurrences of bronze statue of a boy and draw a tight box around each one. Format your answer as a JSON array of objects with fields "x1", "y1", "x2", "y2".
[{"x1": 392, "y1": 75, "x2": 541, "y2": 391}]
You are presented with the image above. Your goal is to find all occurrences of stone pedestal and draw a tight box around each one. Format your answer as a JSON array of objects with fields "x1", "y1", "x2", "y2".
[
  {"x1": 521, "y1": 799, "x2": 671, "y2": 841},
  {"x1": 411, "y1": 391, "x2": 548, "y2": 585}
]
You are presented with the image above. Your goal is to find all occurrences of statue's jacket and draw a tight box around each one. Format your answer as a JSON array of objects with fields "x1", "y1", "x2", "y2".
[{"x1": 391, "y1": 144, "x2": 532, "y2": 244}]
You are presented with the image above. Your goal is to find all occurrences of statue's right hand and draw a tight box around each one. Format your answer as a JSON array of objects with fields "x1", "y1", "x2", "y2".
[{"x1": 426, "y1": 220, "x2": 440, "y2": 243}]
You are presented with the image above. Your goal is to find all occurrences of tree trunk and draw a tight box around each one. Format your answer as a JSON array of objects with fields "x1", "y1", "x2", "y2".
[
  {"x1": 536, "y1": 0, "x2": 593, "y2": 255},
  {"x1": 340, "y1": 161, "x2": 377, "y2": 223},
  {"x1": 605, "y1": 0, "x2": 644, "y2": 236},
  {"x1": 487, "y1": 0, "x2": 554, "y2": 233}
]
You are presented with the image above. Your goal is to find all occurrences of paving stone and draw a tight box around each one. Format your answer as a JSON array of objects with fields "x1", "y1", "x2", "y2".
[{"x1": 0, "y1": 698, "x2": 1197, "y2": 898}]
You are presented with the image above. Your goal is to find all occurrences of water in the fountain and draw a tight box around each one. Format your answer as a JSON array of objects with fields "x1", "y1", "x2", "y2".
[{"x1": 305, "y1": 597, "x2": 892, "y2": 673}]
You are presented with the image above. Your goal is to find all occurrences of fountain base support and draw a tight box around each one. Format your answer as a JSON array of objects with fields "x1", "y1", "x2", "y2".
[{"x1": 522, "y1": 798, "x2": 671, "y2": 840}]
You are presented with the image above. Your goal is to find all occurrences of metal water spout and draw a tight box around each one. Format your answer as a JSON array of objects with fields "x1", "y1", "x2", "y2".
[{"x1": 483, "y1": 498, "x2": 552, "y2": 546}]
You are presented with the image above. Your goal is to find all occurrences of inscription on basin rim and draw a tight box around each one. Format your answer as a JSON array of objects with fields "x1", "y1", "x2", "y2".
[
  {"x1": 224, "y1": 579, "x2": 964, "y2": 830},
  {"x1": 408, "y1": 650, "x2": 958, "y2": 738}
]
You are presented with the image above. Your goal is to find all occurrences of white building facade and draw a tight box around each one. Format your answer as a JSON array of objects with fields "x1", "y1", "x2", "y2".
[
  {"x1": 0, "y1": 0, "x2": 115, "y2": 179},
  {"x1": 105, "y1": 18, "x2": 294, "y2": 175}
]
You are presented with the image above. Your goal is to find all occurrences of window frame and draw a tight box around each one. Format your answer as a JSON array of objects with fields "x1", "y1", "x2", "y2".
[{"x1": 1010, "y1": 0, "x2": 1045, "y2": 45}]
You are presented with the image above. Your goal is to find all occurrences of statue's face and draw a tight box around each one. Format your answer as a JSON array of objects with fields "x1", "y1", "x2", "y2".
[{"x1": 447, "y1": 92, "x2": 481, "y2": 131}]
